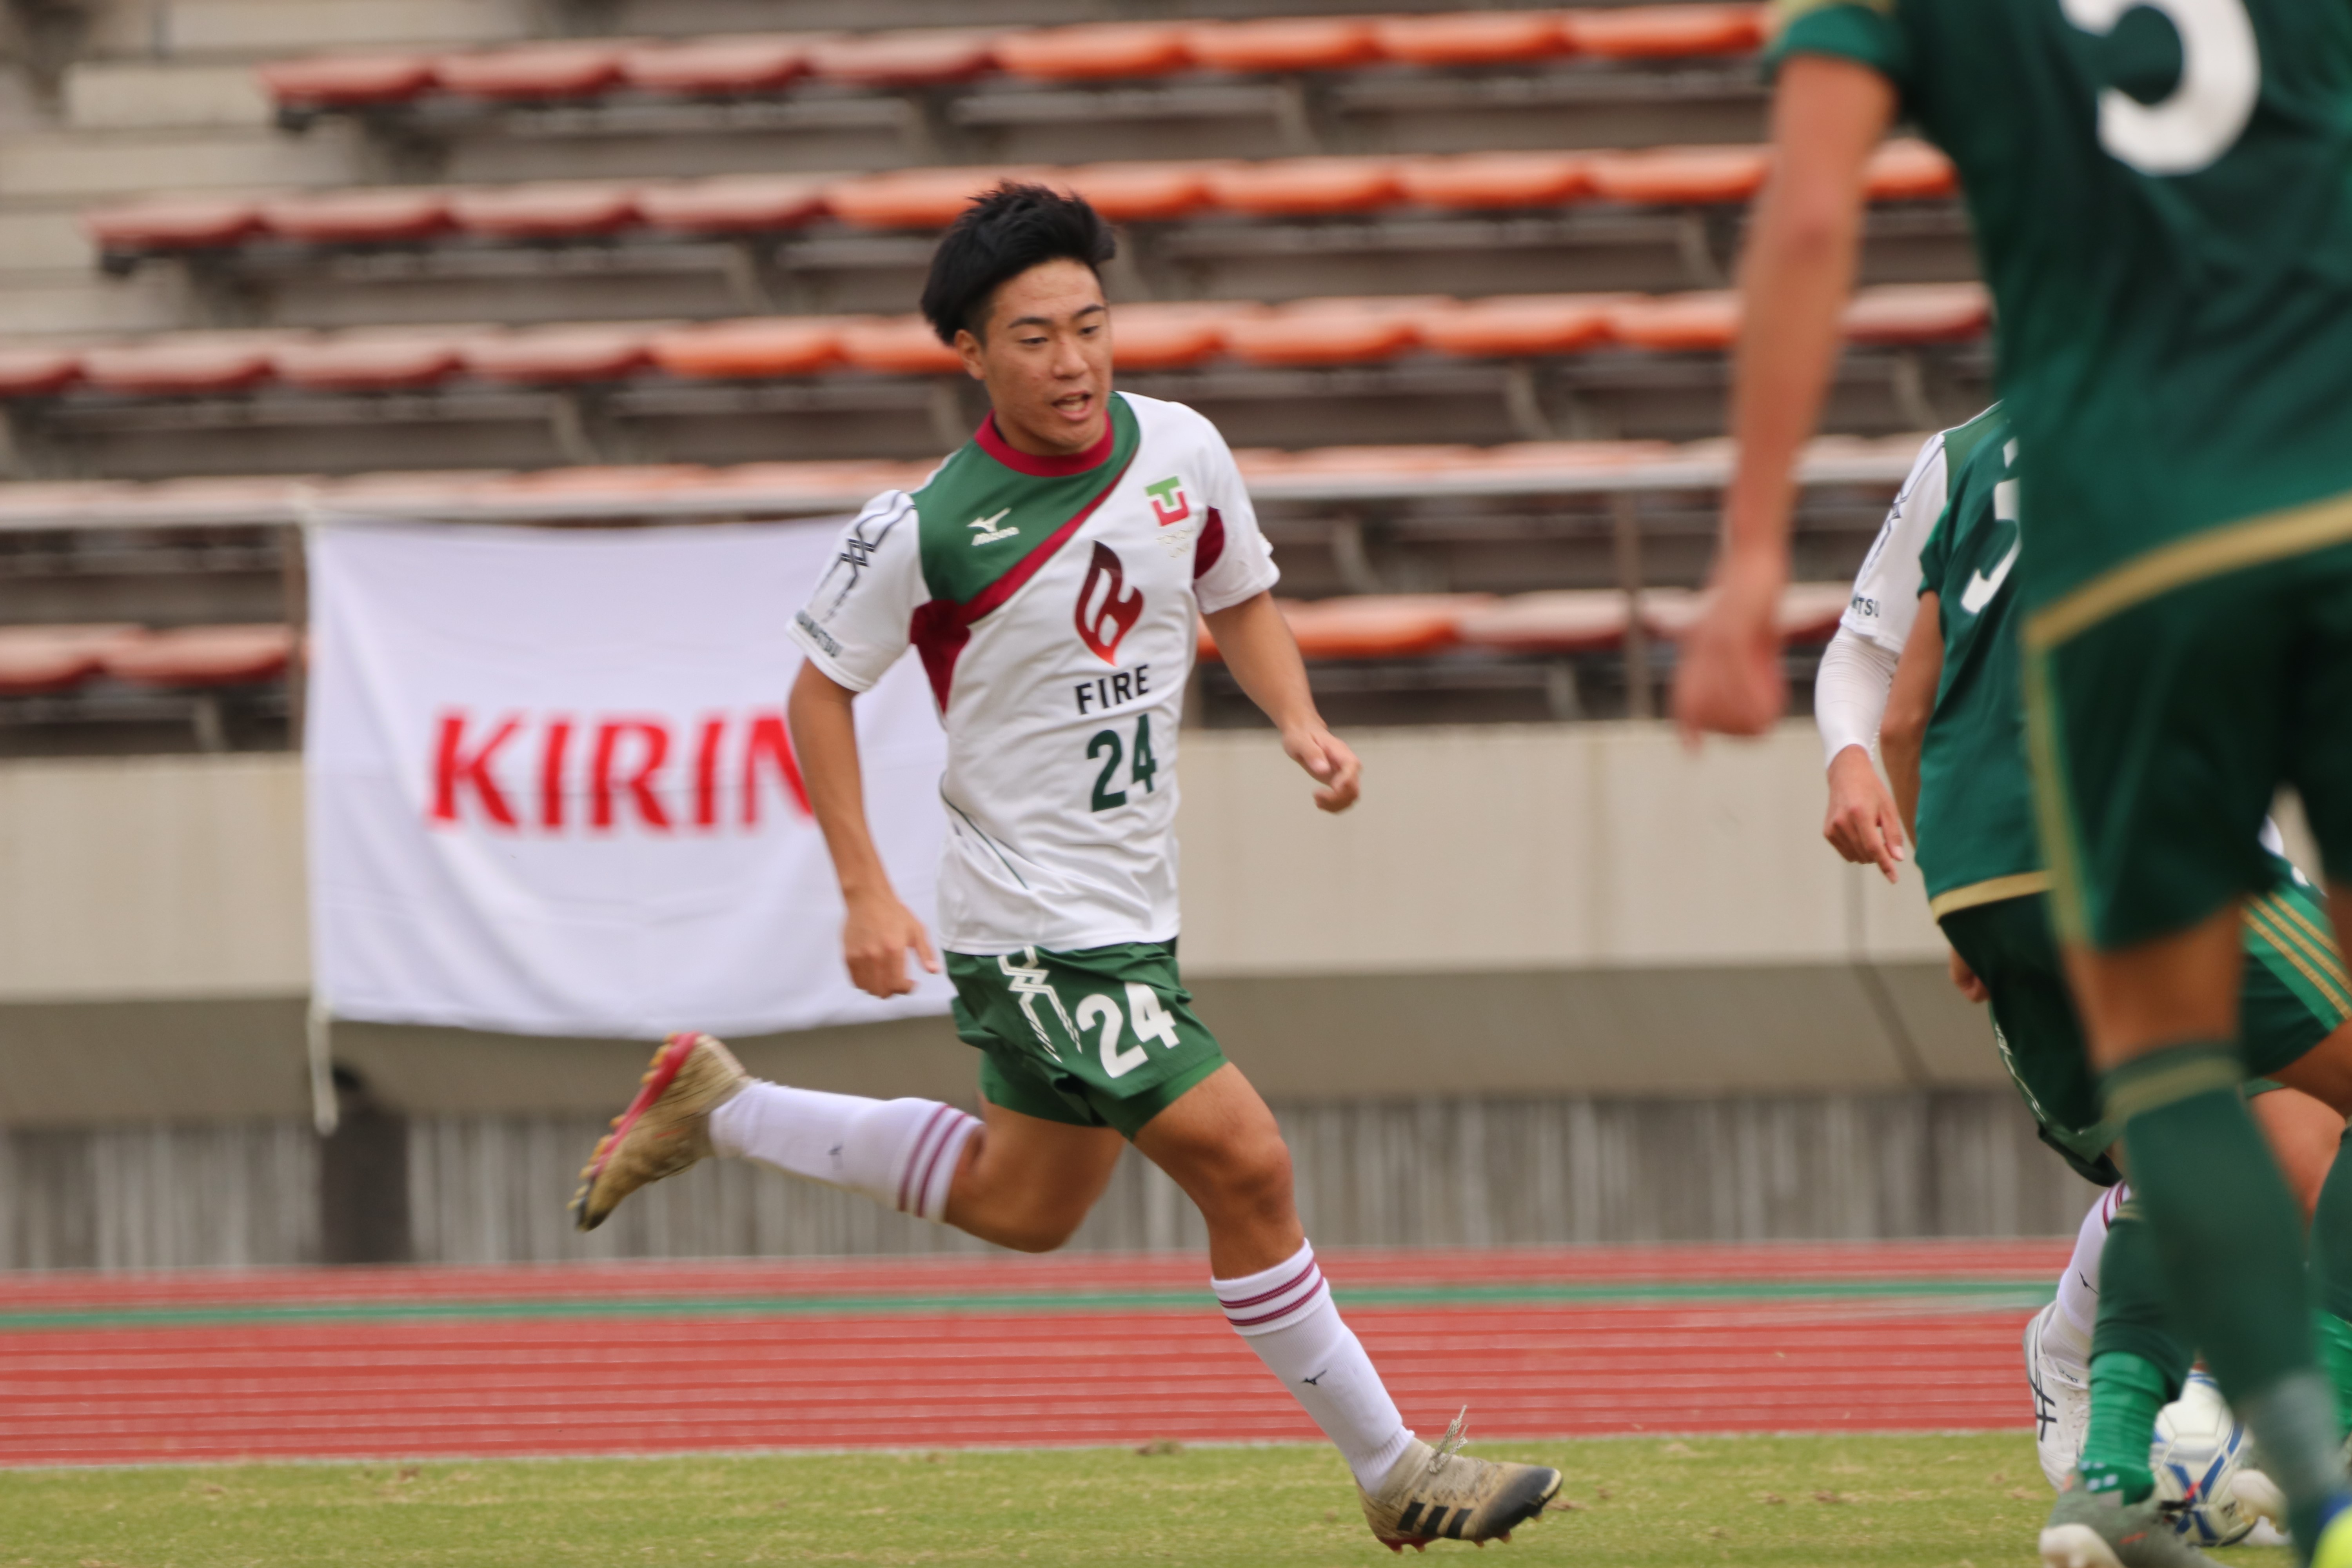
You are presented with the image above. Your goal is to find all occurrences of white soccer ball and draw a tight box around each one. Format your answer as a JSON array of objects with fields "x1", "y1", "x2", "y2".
[{"x1": 2149, "y1": 1372, "x2": 2258, "y2": 1547}]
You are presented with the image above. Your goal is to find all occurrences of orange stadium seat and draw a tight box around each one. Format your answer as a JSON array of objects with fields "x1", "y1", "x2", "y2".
[
  {"x1": 648, "y1": 318, "x2": 846, "y2": 379},
  {"x1": 257, "y1": 53, "x2": 435, "y2": 109},
  {"x1": 317, "y1": 470, "x2": 509, "y2": 511},
  {"x1": 1264, "y1": 443, "x2": 1485, "y2": 478},
  {"x1": 1415, "y1": 293, "x2": 1627, "y2": 356},
  {"x1": 85, "y1": 197, "x2": 261, "y2": 252},
  {"x1": 1455, "y1": 591, "x2": 1631, "y2": 654},
  {"x1": 995, "y1": 23, "x2": 1191, "y2": 80},
  {"x1": 272, "y1": 333, "x2": 464, "y2": 392},
  {"x1": 102, "y1": 625, "x2": 295, "y2": 688},
  {"x1": 1606, "y1": 291, "x2": 1741, "y2": 351},
  {"x1": 1397, "y1": 151, "x2": 1591, "y2": 210},
  {"x1": 1053, "y1": 162, "x2": 1219, "y2": 223},
  {"x1": 433, "y1": 43, "x2": 627, "y2": 100},
  {"x1": 0, "y1": 347, "x2": 82, "y2": 398},
  {"x1": 1560, "y1": 4, "x2": 1767, "y2": 58},
  {"x1": 618, "y1": 36, "x2": 808, "y2": 95},
  {"x1": 0, "y1": 624, "x2": 140, "y2": 695},
  {"x1": 81, "y1": 338, "x2": 278, "y2": 396},
  {"x1": 1205, "y1": 156, "x2": 1401, "y2": 215},
  {"x1": 1777, "y1": 581, "x2": 1854, "y2": 644},
  {"x1": 694, "y1": 459, "x2": 927, "y2": 502},
  {"x1": 1109, "y1": 302, "x2": 1258, "y2": 370},
  {"x1": 827, "y1": 166, "x2": 1043, "y2": 229},
  {"x1": 806, "y1": 30, "x2": 1004, "y2": 87},
  {"x1": 260, "y1": 189, "x2": 452, "y2": 244},
  {"x1": 479, "y1": 464, "x2": 712, "y2": 501},
  {"x1": 837, "y1": 317, "x2": 963, "y2": 375},
  {"x1": 1585, "y1": 144, "x2": 1770, "y2": 204},
  {"x1": 1220, "y1": 296, "x2": 1437, "y2": 365},
  {"x1": 1181, "y1": 18, "x2": 1382, "y2": 73},
  {"x1": 448, "y1": 183, "x2": 642, "y2": 240},
  {"x1": 1842, "y1": 282, "x2": 1991, "y2": 345},
  {"x1": 1373, "y1": 11, "x2": 1572, "y2": 66},
  {"x1": 636, "y1": 175, "x2": 829, "y2": 234},
  {"x1": 1865, "y1": 138, "x2": 1959, "y2": 201},
  {"x1": 1478, "y1": 438, "x2": 1676, "y2": 470},
  {"x1": 462, "y1": 326, "x2": 653, "y2": 384},
  {"x1": 1282, "y1": 594, "x2": 1488, "y2": 660}
]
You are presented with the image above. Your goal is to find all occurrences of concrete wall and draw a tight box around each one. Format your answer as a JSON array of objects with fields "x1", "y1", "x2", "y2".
[{"x1": 0, "y1": 721, "x2": 2019, "y2": 1125}]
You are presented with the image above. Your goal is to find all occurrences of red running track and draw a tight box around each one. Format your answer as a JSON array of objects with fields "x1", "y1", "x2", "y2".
[{"x1": 0, "y1": 1241, "x2": 2066, "y2": 1467}]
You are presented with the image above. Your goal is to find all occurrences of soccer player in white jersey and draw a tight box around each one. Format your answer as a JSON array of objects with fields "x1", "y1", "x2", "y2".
[{"x1": 570, "y1": 185, "x2": 1562, "y2": 1551}]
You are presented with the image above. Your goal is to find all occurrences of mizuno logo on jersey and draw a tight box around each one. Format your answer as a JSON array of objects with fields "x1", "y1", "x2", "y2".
[
  {"x1": 968, "y1": 508, "x2": 1018, "y2": 546},
  {"x1": 1075, "y1": 542, "x2": 1144, "y2": 665}
]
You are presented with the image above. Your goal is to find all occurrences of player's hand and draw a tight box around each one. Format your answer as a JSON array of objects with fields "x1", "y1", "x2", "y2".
[
  {"x1": 1284, "y1": 723, "x2": 1361, "y2": 814},
  {"x1": 1824, "y1": 745, "x2": 1905, "y2": 882},
  {"x1": 1947, "y1": 947, "x2": 1988, "y2": 1004},
  {"x1": 841, "y1": 888, "x2": 940, "y2": 998},
  {"x1": 1673, "y1": 551, "x2": 1788, "y2": 742}
]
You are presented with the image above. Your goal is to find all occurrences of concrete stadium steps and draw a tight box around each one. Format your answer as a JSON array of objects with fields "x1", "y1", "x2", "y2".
[{"x1": 0, "y1": 1244, "x2": 2062, "y2": 1464}]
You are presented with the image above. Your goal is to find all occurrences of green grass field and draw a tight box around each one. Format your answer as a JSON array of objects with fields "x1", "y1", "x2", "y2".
[{"x1": 0, "y1": 1434, "x2": 2298, "y2": 1568}]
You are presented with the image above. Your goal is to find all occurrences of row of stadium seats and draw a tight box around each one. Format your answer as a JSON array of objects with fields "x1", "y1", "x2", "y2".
[
  {"x1": 0, "y1": 284, "x2": 1986, "y2": 399},
  {"x1": 84, "y1": 141, "x2": 1953, "y2": 266},
  {"x1": 259, "y1": 7, "x2": 1768, "y2": 118},
  {"x1": 0, "y1": 623, "x2": 294, "y2": 696},
  {"x1": 0, "y1": 433, "x2": 1925, "y2": 529},
  {"x1": 1202, "y1": 582, "x2": 1849, "y2": 662}
]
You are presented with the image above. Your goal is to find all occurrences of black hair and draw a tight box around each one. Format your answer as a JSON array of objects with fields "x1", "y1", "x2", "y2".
[{"x1": 919, "y1": 182, "x2": 1117, "y2": 346}]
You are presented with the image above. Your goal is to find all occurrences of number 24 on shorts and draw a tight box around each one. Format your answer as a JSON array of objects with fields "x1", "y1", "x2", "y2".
[
  {"x1": 1086, "y1": 714, "x2": 1158, "y2": 811},
  {"x1": 1076, "y1": 981, "x2": 1181, "y2": 1077}
]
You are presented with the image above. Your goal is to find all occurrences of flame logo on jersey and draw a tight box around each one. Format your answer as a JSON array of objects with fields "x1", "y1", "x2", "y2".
[{"x1": 1075, "y1": 542, "x2": 1144, "y2": 666}]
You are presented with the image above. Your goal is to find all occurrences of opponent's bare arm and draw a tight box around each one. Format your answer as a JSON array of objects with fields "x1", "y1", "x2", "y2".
[
  {"x1": 1673, "y1": 55, "x2": 1896, "y2": 739},
  {"x1": 1203, "y1": 589, "x2": 1360, "y2": 813},
  {"x1": 788, "y1": 660, "x2": 940, "y2": 997},
  {"x1": 1878, "y1": 590, "x2": 1943, "y2": 843}
]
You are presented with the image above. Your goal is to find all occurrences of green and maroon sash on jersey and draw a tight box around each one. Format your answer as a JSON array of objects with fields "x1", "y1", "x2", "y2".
[{"x1": 907, "y1": 393, "x2": 1141, "y2": 709}]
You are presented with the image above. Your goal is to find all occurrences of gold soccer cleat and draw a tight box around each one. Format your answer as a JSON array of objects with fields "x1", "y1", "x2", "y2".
[
  {"x1": 570, "y1": 1031, "x2": 748, "y2": 1231},
  {"x1": 1358, "y1": 1410, "x2": 1564, "y2": 1552}
]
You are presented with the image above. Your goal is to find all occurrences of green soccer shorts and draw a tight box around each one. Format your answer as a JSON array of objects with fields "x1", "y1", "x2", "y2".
[
  {"x1": 946, "y1": 941, "x2": 1229, "y2": 1140},
  {"x1": 2023, "y1": 527, "x2": 2352, "y2": 950},
  {"x1": 1939, "y1": 883, "x2": 2347, "y2": 1186}
]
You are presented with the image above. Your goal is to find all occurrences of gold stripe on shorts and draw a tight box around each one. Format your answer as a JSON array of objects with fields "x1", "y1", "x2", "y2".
[
  {"x1": 2103, "y1": 1053, "x2": 2246, "y2": 1125},
  {"x1": 2021, "y1": 642, "x2": 2094, "y2": 944},
  {"x1": 1928, "y1": 872, "x2": 2054, "y2": 919},
  {"x1": 2262, "y1": 890, "x2": 2352, "y2": 990},
  {"x1": 2243, "y1": 896, "x2": 2352, "y2": 1020},
  {"x1": 2023, "y1": 487, "x2": 2352, "y2": 650}
]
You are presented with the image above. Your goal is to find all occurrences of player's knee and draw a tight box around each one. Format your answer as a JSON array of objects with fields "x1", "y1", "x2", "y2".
[
  {"x1": 1210, "y1": 1130, "x2": 1295, "y2": 1223},
  {"x1": 992, "y1": 1204, "x2": 1088, "y2": 1254}
]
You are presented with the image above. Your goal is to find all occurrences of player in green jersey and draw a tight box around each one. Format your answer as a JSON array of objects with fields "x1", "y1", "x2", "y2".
[{"x1": 1673, "y1": 4, "x2": 2352, "y2": 1560}]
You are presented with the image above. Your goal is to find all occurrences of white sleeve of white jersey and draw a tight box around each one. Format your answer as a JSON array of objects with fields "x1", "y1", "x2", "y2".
[
  {"x1": 1839, "y1": 431, "x2": 1951, "y2": 656},
  {"x1": 1190, "y1": 428, "x2": 1281, "y2": 615},
  {"x1": 787, "y1": 490, "x2": 924, "y2": 694}
]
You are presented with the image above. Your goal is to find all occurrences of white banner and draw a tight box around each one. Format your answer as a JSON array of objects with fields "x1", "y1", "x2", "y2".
[{"x1": 306, "y1": 517, "x2": 952, "y2": 1039}]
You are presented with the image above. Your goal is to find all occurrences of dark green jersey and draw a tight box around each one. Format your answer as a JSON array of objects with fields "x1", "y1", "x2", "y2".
[
  {"x1": 1771, "y1": 0, "x2": 2352, "y2": 622},
  {"x1": 1913, "y1": 411, "x2": 2039, "y2": 913}
]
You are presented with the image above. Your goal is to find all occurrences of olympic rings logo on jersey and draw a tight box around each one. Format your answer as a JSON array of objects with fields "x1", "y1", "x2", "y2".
[{"x1": 1075, "y1": 542, "x2": 1145, "y2": 665}]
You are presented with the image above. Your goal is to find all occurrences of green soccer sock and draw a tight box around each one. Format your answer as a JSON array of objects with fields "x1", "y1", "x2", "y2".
[
  {"x1": 2315, "y1": 1311, "x2": 2352, "y2": 1446},
  {"x1": 2107, "y1": 1044, "x2": 2344, "y2": 1543},
  {"x1": 2077, "y1": 1351, "x2": 2169, "y2": 1503},
  {"x1": 2308, "y1": 1124, "x2": 2352, "y2": 1442}
]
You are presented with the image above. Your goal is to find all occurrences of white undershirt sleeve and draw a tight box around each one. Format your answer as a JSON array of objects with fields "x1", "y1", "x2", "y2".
[{"x1": 1815, "y1": 626, "x2": 1901, "y2": 768}]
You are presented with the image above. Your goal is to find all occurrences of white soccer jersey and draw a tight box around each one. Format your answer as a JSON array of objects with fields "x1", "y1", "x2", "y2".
[
  {"x1": 1840, "y1": 427, "x2": 1954, "y2": 655},
  {"x1": 789, "y1": 391, "x2": 1278, "y2": 955}
]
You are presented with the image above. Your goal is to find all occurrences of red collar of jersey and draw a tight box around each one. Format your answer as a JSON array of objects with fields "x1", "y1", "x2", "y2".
[{"x1": 975, "y1": 406, "x2": 1117, "y2": 477}]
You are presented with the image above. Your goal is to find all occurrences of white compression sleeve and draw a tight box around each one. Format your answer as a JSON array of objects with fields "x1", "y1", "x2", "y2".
[
  {"x1": 1814, "y1": 627, "x2": 1901, "y2": 767},
  {"x1": 1214, "y1": 1241, "x2": 1415, "y2": 1490},
  {"x1": 709, "y1": 1082, "x2": 978, "y2": 1223}
]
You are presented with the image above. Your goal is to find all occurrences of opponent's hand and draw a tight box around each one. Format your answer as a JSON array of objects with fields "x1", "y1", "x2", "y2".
[
  {"x1": 841, "y1": 888, "x2": 939, "y2": 998},
  {"x1": 1824, "y1": 745, "x2": 1905, "y2": 882},
  {"x1": 1948, "y1": 946, "x2": 1988, "y2": 1003},
  {"x1": 1673, "y1": 552, "x2": 1789, "y2": 741},
  {"x1": 1284, "y1": 723, "x2": 1361, "y2": 814}
]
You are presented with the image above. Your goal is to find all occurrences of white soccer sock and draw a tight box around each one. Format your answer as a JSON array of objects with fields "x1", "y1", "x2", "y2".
[
  {"x1": 1214, "y1": 1241, "x2": 1415, "y2": 1490},
  {"x1": 708, "y1": 1081, "x2": 978, "y2": 1223},
  {"x1": 2049, "y1": 1184, "x2": 2124, "y2": 1370}
]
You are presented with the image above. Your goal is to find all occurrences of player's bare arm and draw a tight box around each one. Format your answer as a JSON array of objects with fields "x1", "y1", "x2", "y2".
[
  {"x1": 1878, "y1": 589, "x2": 1943, "y2": 845},
  {"x1": 1674, "y1": 55, "x2": 1893, "y2": 740},
  {"x1": 1204, "y1": 590, "x2": 1360, "y2": 814},
  {"x1": 788, "y1": 659, "x2": 939, "y2": 999}
]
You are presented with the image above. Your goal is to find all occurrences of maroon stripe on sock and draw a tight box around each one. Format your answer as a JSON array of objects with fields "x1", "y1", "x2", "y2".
[
  {"x1": 910, "y1": 1113, "x2": 972, "y2": 1221},
  {"x1": 1225, "y1": 1272, "x2": 1327, "y2": 1329},
  {"x1": 1216, "y1": 1258, "x2": 1319, "y2": 1313},
  {"x1": 895, "y1": 1105, "x2": 957, "y2": 1214}
]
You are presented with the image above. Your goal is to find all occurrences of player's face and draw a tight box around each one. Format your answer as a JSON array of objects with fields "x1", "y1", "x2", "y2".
[{"x1": 957, "y1": 258, "x2": 1113, "y2": 457}]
